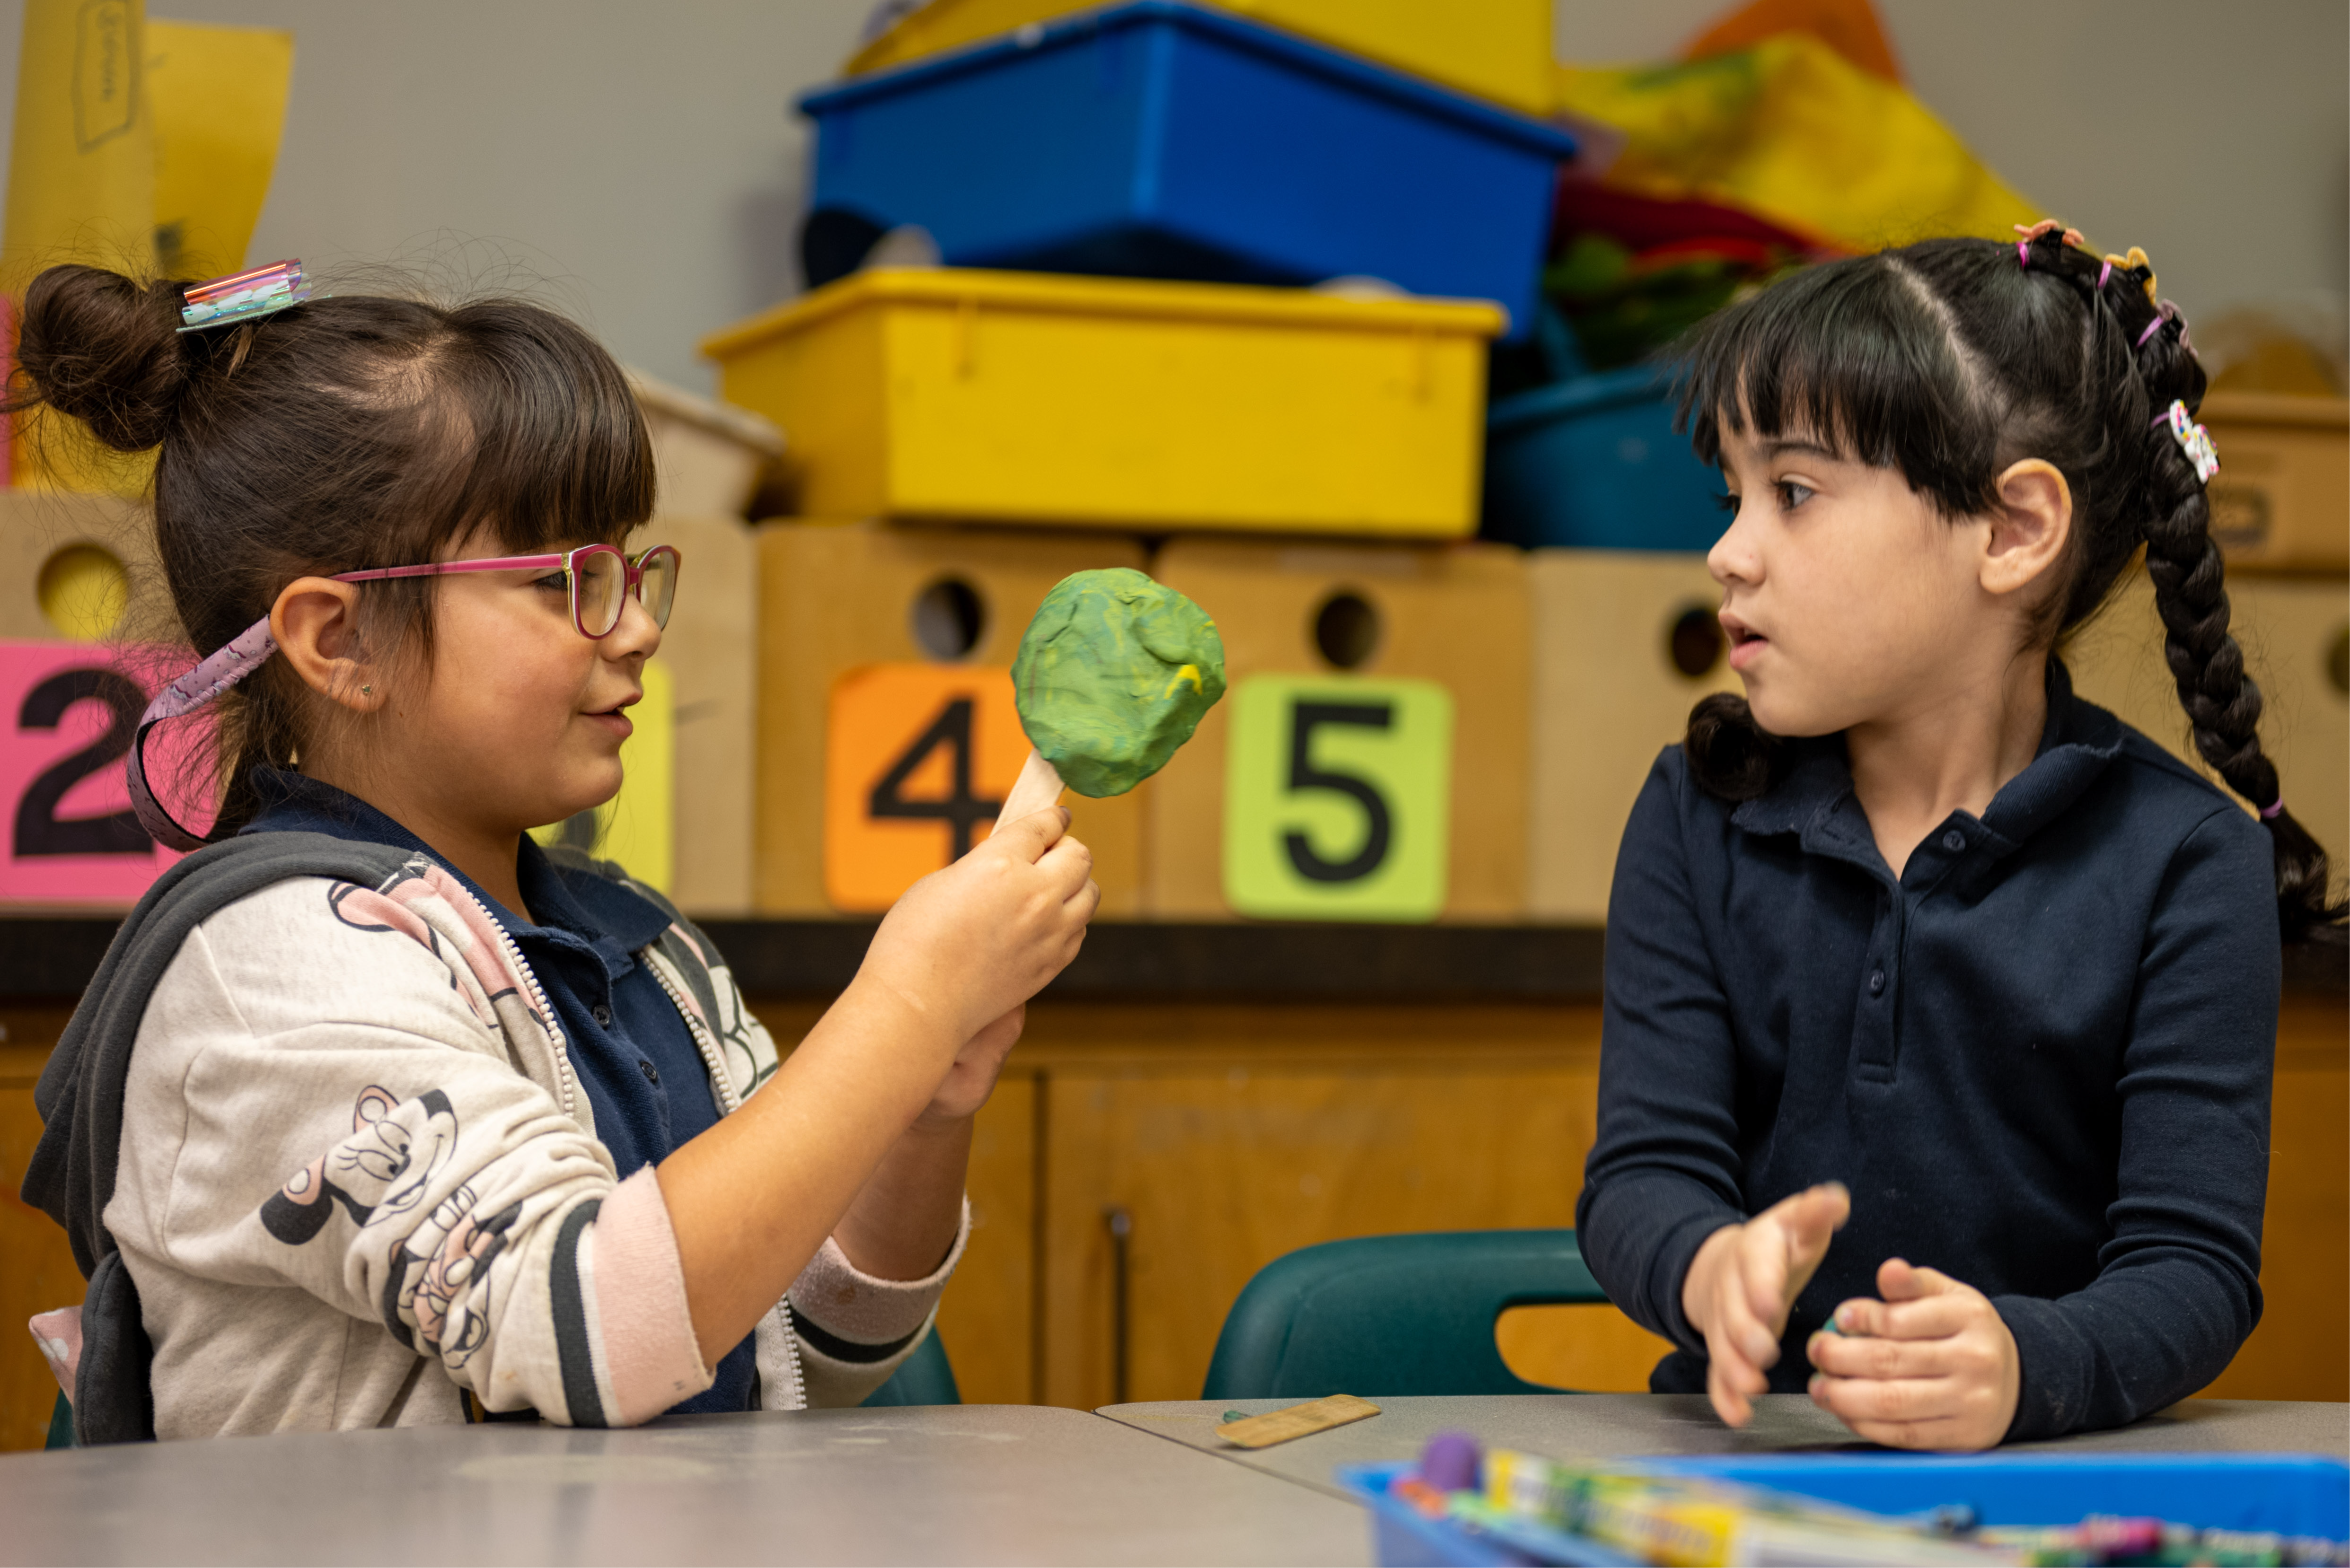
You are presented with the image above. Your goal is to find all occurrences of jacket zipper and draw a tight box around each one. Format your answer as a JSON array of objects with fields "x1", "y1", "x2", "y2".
[
  {"x1": 646, "y1": 961, "x2": 743, "y2": 1116},
  {"x1": 443, "y1": 879, "x2": 581, "y2": 1119},
  {"x1": 645, "y1": 951, "x2": 807, "y2": 1410}
]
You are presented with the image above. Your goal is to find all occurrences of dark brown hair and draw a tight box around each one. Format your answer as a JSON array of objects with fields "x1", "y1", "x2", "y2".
[
  {"x1": 6, "y1": 263, "x2": 655, "y2": 835},
  {"x1": 1672, "y1": 234, "x2": 2340, "y2": 937}
]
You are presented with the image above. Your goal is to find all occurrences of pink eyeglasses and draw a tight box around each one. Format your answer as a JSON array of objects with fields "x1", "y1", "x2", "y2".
[
  {"x1": 126, "y1": 542, "x2": 682, "y2": 853},
  {"x1": 335, "y1": 543, "x2": 681, "y2": 638}
]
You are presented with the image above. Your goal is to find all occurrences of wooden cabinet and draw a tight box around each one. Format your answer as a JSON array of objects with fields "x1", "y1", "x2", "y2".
[
  {"x1": 1, "y1": 1010, "x2": 79, "y2": 1453},
  {"x1": 2, "y1": 969, "x2": 2341, "y2": 1452}
]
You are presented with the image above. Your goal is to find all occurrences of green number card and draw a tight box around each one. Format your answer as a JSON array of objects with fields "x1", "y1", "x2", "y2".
[{"x1": 1222, "y1": 673, "x2": 1454, "y2": 922}]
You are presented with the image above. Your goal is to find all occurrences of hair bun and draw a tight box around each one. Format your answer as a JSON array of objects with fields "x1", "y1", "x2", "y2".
[{"x1": 11, "y1": 263, "x2": 191, "y2": 452}]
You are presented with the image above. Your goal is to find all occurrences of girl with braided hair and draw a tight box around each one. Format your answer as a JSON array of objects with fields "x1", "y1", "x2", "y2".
[{"x1": 1575, "y1": 225, "x2": 2341, "y2": 1450}]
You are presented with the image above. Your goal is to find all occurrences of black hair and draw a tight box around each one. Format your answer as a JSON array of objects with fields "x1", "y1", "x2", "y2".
[
  {"x1": 4, "y1": 263, "x2": 655, "y2": 836},
  {"x1": 1672, "y1": 233, "x2": 2341, "y2": 937}
]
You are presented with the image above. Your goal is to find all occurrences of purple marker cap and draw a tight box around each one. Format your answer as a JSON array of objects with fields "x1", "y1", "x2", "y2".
[{"x1": 1417, "y1": 1430, "x2": 1481, "y2": 1493}]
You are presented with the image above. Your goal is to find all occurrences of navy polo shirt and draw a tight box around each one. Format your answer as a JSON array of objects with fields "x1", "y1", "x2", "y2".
[
  {"x1": 1576, "y1": 663, "x2": 2279, "y2": 1440},
  {"x1": 243, "y1": 771, "x2": 756, "y2": 1414}
]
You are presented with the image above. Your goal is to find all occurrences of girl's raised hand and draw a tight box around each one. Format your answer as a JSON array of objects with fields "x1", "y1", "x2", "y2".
[
  {"x1": 1806, "y1": 1258, "x2": 2020, "y2": 1451},
  {"x1": 1682, "y1": 1182, "x2": 1849, "y2": 1428},
  {"x1": 859, "y1": 807, "x2": 1100, "y2": 1055}
]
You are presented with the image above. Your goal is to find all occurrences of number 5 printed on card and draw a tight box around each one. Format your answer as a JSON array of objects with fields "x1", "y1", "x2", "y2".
[
  {"x1": 1, "y1": 640, "x2": 191, "y2": 904},
  {"x1": 1222, "y1": 673, "x2": 1453, "y2": 922}
]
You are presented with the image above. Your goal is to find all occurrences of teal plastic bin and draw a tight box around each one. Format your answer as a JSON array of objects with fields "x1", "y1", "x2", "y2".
[{"x1": 1482, "y1": 365, "x2": 1727, "y2": 552}]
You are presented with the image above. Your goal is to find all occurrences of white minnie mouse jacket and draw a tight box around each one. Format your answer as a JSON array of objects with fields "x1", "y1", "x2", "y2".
[{"x1": 24, "y1": 832, "x2": 963, "y2": 1442}]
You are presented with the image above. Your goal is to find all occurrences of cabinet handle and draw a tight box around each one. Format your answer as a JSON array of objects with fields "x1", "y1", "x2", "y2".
[{"x1": 1104, "y1": 1204, "x2": 1133, "y2": 1404}]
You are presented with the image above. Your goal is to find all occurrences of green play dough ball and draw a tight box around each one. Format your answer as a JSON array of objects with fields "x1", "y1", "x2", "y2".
[{"x1": 1012, "y1": 568, "x2": 1227, "y2": 798}]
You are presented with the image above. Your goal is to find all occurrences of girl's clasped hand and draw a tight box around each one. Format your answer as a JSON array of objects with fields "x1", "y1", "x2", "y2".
[{"x1": 1682, "y1": 1183, "x2": 2020, "y2": 1450}]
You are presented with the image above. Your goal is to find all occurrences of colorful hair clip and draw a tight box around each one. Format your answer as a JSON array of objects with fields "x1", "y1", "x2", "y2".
[
  {"x1": 2102, "y1": 246, "x2": 2158, "y2": 306},
  {"x1": 177, "y1": 259, "x2": 313, "y2": 334},
  {"x1": 2157, "y1": 399, "x2": 2219, "y2": 483},
  {"x1": 2014, "y1": 220, "x2": 2086, "y2": 269}
]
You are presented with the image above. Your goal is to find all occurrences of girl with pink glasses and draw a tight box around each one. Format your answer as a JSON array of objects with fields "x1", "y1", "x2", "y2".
[{"x1": 13, "y1": 262, "x2": 1097, "y2": 1442}]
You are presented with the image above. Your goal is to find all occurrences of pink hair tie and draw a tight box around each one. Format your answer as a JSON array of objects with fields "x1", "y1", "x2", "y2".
[
  {"x1": 2017, "y1": 237, "x2": 2032, "y2": 270},
  {"x1": 2137, "y1": 315, "x2": 2167, "y2": 347},
  {"x1": 2097, "y1": 260, "x2": 2113, "y2": 290},
  {"x1": 2261, "y1": 797, "x2": 2286, "y2": 821}
]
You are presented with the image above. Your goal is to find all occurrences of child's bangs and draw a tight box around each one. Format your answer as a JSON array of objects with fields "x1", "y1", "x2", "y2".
[
  {"x1": 440, "y1": 300, "x2": 657, "y2": 556},
  {"x1": 1673, "y1": 254, "x2": 1998, "y2": 516}
]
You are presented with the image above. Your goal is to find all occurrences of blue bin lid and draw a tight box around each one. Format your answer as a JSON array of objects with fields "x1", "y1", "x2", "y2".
[
  {"x1": 1487, "y1": 361, "x2": 1684, "y2": 437},
  {"x1": 800, "y1": 1, "x2": 1580, "y2": 161}
]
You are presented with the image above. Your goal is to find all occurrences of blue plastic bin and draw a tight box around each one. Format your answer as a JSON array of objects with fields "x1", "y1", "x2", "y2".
[
  {"x1": 1340, "y1": 1454, "x2": 2350, "y2": 1566},
  {"x1": 1482, "y1": 365, "x2": 1728, "y2": 551},
  {"x1": 798, "y1": 1, "x2": 1576, "y2": 338}
]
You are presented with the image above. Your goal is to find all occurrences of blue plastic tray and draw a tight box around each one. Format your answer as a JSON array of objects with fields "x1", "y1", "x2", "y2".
[
  {"x1": 799, "y1": 1, "x2": 1576, "y2": 338},
  {"x1": 1481, "y1": 364, "x2": 1727, "y2": 552},
  {"x1": 1341, "y1": 1454, "x2": 2350, "y2": 1566}
]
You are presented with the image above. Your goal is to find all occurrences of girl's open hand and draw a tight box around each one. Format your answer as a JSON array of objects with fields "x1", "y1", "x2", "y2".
[
  {"x1": 1683, "y1": 1182, "x2": 1849, "y2": 1428},
  {"x1": 1806, "y1": 1258, "x2": 2020, "y2": 1451},
  {"x1": 860, "y1": 806, "x2": 1099, "y2": 1051}
]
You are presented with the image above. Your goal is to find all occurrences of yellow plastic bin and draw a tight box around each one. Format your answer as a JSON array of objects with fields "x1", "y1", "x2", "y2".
[
  {"x1": 844, "y1": 0, "x2": 1554, "y2": 117},
  {"x1": 703, "y1": 269, "x2": 1505, "y2": 537}
]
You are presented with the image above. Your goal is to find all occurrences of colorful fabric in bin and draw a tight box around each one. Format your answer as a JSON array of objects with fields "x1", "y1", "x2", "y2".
[
  {"x1": 1552, "y1": 34, "x2": 2038, "y2": 254},
  {"x1": 1483, "y1": 366, "x2": 1728, "y2": 553},
  {"x1": 800, "y1": 2, "x2": 1575, "y2": 339}
]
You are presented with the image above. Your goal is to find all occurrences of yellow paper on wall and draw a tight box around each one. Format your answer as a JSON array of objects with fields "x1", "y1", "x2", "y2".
[
  {"x1": 147, "y1": 20, "x2": 295, "y2": 281},
  {"x1": 5, "y1": 0, "x2": 157, "y2": 494},
  {"x1": 4, "y1": 8, "x2": 294, "y2": 496},
  {"x1": 1554, "y1": 34, "x2": 2039, "y2": 254},
  {"x1": 3, "y1": 0, "x2": 155, "y2": 288}
]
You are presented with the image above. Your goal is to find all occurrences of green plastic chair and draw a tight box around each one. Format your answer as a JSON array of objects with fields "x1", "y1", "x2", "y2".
[
  {"x1": 859, "y1": 1326, "x2": 961, "y2": 1407},
  {"x1": 1201, "y1": 1229, "x2": 1609, "y2": 1400}
]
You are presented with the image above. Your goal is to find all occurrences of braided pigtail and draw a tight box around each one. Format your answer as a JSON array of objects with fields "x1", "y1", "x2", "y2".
[{"x1": 2117, "y1": 280, "x2": 2345, "y2": 934}]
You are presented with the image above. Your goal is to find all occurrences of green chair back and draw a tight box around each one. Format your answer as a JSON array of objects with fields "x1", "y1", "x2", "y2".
[
  {"x1": 1201, "y1": 1229, "x2": 1607, "y2": 1400},
  {"x1": 46, "y1": 1392, "x2": 73, "y2": 1449},
  {"x1": 859, "y1": 1325, "x2": 961, "y2": 1406}
]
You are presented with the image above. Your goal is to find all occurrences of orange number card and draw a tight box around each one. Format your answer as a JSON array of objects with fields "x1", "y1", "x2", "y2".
[{"x1": 824, "y1": 662, "x2": 1030, "y2": 912}]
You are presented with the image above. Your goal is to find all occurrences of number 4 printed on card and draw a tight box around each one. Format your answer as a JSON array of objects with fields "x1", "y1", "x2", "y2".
[{"x1": 823, "y1": 662, "x2": 1030, "y2": 912}]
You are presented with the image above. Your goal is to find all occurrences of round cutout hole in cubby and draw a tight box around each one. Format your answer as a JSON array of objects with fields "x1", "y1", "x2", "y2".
[
  {"x1": 38, "y1": 543, "x2": 130, "y2": 641},
  {"x1": 910, "y1": 576, "x2": 987, "y2": 661},
  {"x1": 1311, "y1": 590, "x2": 1381, "y2": 671},
  {"x1": 1666, "y1": 602, "x2": 1727, "y2": 680},
  {"x1": 2326, "y1": 621, "x2": 2348, "y2": 699}
]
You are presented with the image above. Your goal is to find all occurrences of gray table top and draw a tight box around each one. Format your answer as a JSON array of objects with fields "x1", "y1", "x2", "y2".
[
  {"x1": 1098, "y1": 1394, "x2": 2350, "y2": 1500},
  {"x1": 0, "y1": 1404, "x2": 1372, "y2": 1568}
]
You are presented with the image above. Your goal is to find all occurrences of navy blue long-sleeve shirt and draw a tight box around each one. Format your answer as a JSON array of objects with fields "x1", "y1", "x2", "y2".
[{"x1": 1575, "y1": 662, "x2": 2278, "y2": 1441}]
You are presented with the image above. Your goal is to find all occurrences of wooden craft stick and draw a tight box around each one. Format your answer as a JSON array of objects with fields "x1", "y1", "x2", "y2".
[
  {"x1": 995, "y1": 749, "x2": 1066, "y2": 830},
  {"x1": 1214, "y1": 1394, "x2": 1381, "y2": 1449}
]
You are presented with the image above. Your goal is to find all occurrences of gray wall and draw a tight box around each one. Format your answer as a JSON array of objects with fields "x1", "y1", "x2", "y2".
[{"x1": 1, "y1": 0, "x2": 2342, "y2": 392}]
